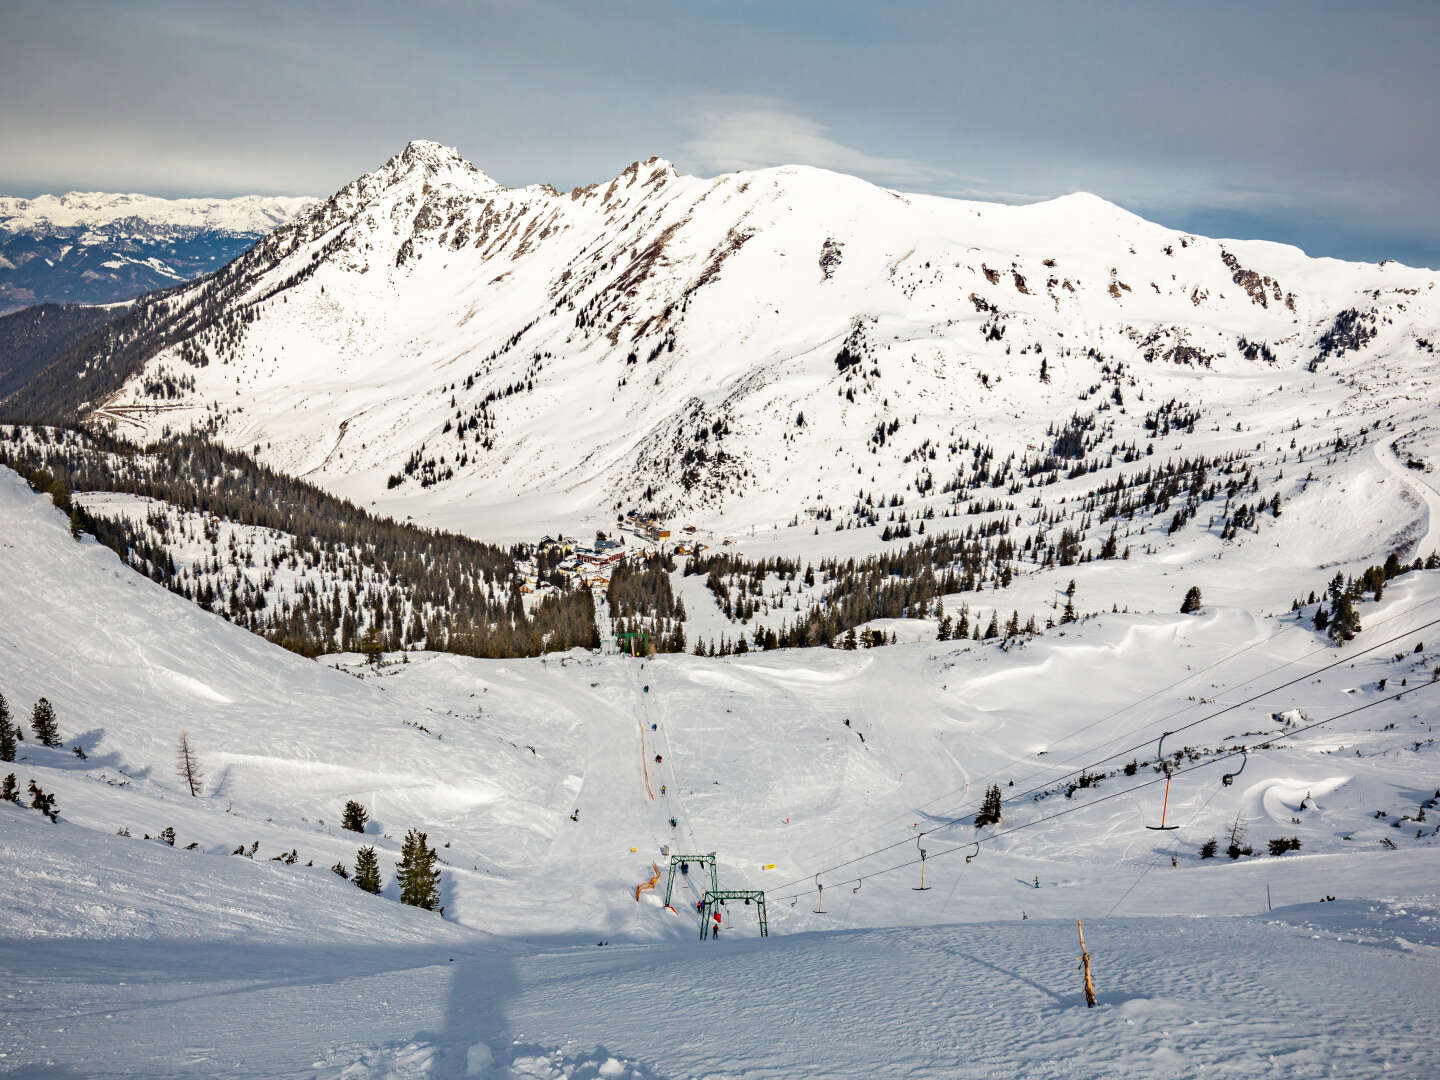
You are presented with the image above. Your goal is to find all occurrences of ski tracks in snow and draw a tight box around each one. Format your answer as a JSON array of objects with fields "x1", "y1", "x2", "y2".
[{"x1": 1375, "y1": 432, "x2": 1440, "y2": 557}]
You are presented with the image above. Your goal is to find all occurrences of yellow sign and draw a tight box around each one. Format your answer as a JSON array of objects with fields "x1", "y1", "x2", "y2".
[
  {"x1": 631, "y1": 847, "x2": 638, "y2": 852},
  {"x1": 762, "y1": 863, "x2": 776, "y2": 870}
]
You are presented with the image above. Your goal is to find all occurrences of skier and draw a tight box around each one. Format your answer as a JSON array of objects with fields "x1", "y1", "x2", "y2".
[
  {"x1": 1033, "y1": 874, "x2": 1040, "y2": 889},
  {"x1": 656, "y1": 754, "x2": 663, "y2": 764},
  {"x1": 570, "y1": 809, "x2": 580, "y2": 822},
  {"x1": 670, "y1": 817, "x2": 678, "y2": 828},
  {"x1": 680, "y1": 861, "x2": 688, "y2": 874},
  {"x1": 660, "y1": 784, "x2": 667, "y2": 795},
  {"x1": 643, "y1": 685, "x2": 649, "y2": 693}
]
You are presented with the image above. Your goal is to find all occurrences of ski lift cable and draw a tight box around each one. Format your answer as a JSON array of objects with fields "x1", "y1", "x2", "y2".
[
  {"x1": 768, "y1": 610, "x2": 1440, "y2": 894},
  {"x1": 769, "y1": 678, "x2": 1438, "y2": 903},
  {"x1": 779, "y1": 595, "x2": 1438, "y2": 874}
]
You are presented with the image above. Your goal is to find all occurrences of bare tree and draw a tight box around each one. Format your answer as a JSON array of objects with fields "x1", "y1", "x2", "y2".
[{"x1": 176, "y1": 731, "x2": 203, "y2": 797}]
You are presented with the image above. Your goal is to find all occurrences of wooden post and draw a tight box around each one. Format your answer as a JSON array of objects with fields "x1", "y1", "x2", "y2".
[{"x1": 1077, "y1": 920, "x2": 1098, "y2": 1008}]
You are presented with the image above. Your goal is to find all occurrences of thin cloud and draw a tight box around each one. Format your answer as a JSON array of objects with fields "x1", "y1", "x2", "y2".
[{"x1": 679, "y1": 99, "x2": 966, "y2": 188}]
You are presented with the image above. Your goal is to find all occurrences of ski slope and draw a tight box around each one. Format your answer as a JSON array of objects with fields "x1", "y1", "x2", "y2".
[{"x1": 3, "y1": 459, "x2": 1440, "y2": 1074}]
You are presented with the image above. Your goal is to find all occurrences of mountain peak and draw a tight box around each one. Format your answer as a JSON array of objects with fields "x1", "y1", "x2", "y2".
[{"x1": 383, "y1": 140, "x2": 497, "y2": 190}]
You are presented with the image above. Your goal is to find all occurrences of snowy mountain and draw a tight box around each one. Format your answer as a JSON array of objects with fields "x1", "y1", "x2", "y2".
[
  {"x1": 4, "y1": 141, "x2": 1440, "y2": 1076},
  {"x1": 0, "y1": 189, "x2": 316, "y2": 312},
  {"x1": 9, "y1": 140, "x2": 1437, "y2": 551}
]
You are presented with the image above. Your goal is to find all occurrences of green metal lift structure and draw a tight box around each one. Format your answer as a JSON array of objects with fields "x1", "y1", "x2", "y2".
[
  {"x1": 663, "y1": 853, "x2": 719, "y2": 908},
  {"x1": 616, "y1": 630, "x2": 652, "y2": 657},
  {"x1": 699, "y1": 890, "x2": 768, "y2": 940}
]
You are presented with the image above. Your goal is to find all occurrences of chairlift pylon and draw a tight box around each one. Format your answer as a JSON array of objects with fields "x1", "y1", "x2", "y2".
[{"x1": 1146, "y1": 731, "x2": 1181, "y2": 831}]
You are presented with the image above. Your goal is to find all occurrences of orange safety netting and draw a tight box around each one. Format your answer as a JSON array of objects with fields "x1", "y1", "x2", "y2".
[{"x1": 634, "y1": 861, "x2": 661, "y2": 901}]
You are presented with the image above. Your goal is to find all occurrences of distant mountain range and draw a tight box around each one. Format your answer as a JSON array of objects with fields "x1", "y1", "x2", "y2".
[{"x1": 0, "y1": 190, "x2": 316, "y2": 312}]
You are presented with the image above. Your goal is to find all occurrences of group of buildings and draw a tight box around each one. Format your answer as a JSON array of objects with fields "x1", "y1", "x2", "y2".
[{"x1": 516, "y1": 514, "x2": 713, "y2": 595}]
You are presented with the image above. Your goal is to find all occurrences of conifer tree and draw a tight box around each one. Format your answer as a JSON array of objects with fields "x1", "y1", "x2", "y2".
[
  {"x1": 176, "y1": 731, "x2": 203, "y2": 796},
  {"x1": 353, "y1": 845, "x2": 382, "y2": 894},
  {"x1": 975, "y1": 784, "x2": 1003, "y2": 828},
  {"x1": 30, "y1": 697, "x2": 59, "y2": 747},
  {"x1": 1180, "y1": 586, "x2": 1203, "y2": 614},
  {"x1": 341, "y1": 800, "x2": 369, "y2": 833},
  {"x1": 360, "y1": 626, "x2": 384, "y2": 666},
  {"x1": 0, "y1": 693, "x2": 15, "y2": 763},
  {"x1": 394, "y1": 828, "x2": 441, "y2": 910},
  {"x1": 1, "y1": 773, "x2": 19, "y2": 803}
]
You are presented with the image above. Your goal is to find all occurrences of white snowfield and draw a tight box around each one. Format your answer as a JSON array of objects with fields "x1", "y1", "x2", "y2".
[
  {"x1": 2, "y1": 459, "x2": 1439, "y2": 1076},
  {"x1": 0, "y1": 191, "x2": 318, "y2": 235}
]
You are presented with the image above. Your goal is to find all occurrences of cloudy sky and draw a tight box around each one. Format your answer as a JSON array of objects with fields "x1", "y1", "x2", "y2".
[{"x1": 3, "y1": 0, "x2": 1435, "y2": 266}]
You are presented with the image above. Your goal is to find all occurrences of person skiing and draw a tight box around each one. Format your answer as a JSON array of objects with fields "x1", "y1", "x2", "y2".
[
  {"x1": 655, "y1": 754, "x2": 663, "y2": 764},
  {"x1": 570, "y1": 809, "x2": 580, "y2": 822},
  {"x1": 670, "y1": 817, "x2": 678, "y2": 828},
  {"x1": 660, "y1": 784, "x2": 666, "y2": 795}
]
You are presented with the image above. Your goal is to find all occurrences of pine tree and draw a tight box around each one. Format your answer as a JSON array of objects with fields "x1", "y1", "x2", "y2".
[
  {"x1": 1180, "y1": 586, "x2": 1203, "y2": 614},
  {"x1": 360, "y1": 625, "x2": 384, "y2": 666},
  {"x1": 975, "y1": 784, "x2": 1003, "y2": 828},
  {"x1": 30, "y1": 698, "x2": 59, "y2": 747},
  {"x1": 0, "y1": 693, "x2": 15, "y2": 763},
  {"x1": 1199, "y1": 837, "x2": 1218, "y2": 859},
  {"x1": 1, "y1": 773, "x2": 19, "y2": 803},
  {"x1": 353, "y1": 845, "x2": 382, "y2": 894},
  {"x1": 394, "y1": 828, "x2": 441, "y2": 910},
  {"x1": 331, "y1": 862, "x2": 350, "y2": 879},
  {"x1": 341, "y1": 800, "x2": 369, "y2": 833},
  {"x1": 937, "y1": 614, "x2": 952, "y2": 641},
  {"x1": 176, "y1": 731, "x2": 203, "y2": 796}
]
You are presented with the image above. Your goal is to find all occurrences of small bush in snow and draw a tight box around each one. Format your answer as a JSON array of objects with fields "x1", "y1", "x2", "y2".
[{"x1": 27, "y1": 780, "x2": 58, "y2": 821}]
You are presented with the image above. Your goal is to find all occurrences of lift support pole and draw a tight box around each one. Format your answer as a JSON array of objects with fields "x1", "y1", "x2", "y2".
[
  {"x1": 663, "y1": 853, "x2": 719, "y2": 907},
  {"x1": 699, "y1": 890, "x2": 768, "y2": 940}
]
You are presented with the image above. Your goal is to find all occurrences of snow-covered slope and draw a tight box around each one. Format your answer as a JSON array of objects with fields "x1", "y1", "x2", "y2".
[
  {"x1": 28, "y1": 139, "x2": 1433, "y2": 549},
  {"x1": 0, "y1": 190, "x2": 316, "y2": 312},
  {"x1": 3, "y1": 454, "x2": 1440, "y2": 1074}
]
